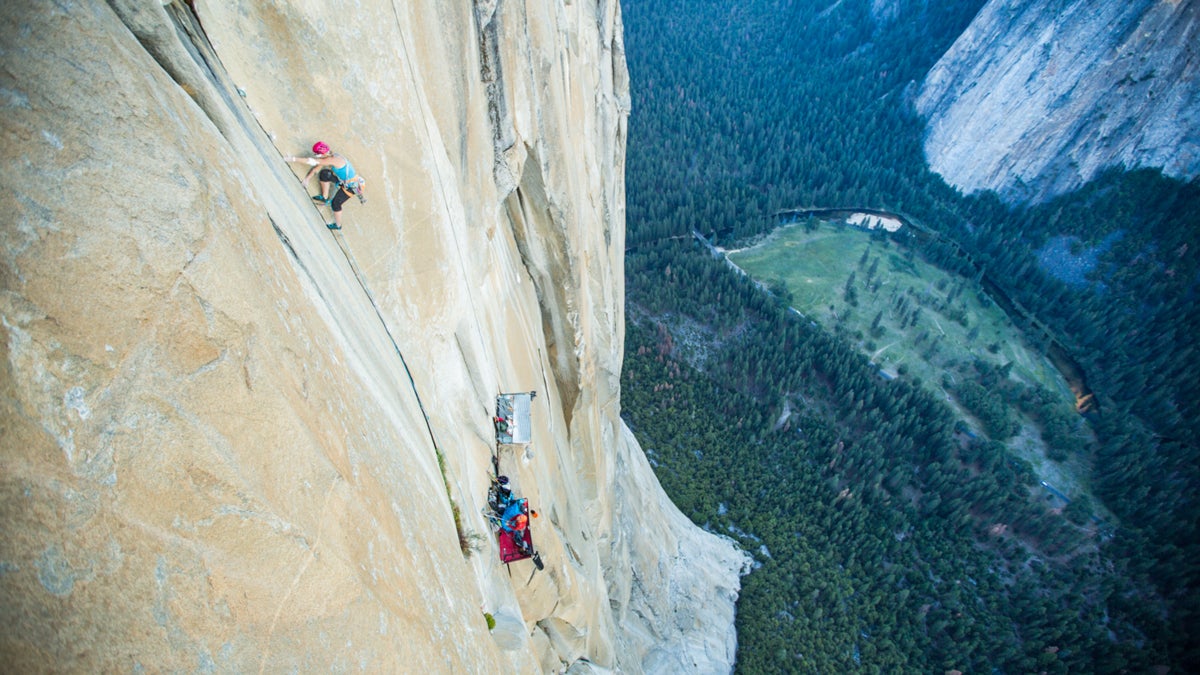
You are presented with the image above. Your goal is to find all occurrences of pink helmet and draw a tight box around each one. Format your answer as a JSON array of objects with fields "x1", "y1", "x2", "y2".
[{"x1": 312, "y1": 141, "x2": 330, "y2": 154}]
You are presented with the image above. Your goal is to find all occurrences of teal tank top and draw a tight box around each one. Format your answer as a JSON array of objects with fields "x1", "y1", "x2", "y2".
[{"x1": 331, "y1": 156, "x2": 356, "y2": 183}]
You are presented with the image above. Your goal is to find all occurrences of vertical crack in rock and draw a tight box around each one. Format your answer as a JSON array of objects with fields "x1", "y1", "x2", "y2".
[
  {"x1": 475, "y1": 0, "x2": 586, "y2": 426},
  {"x1": 472, "y1": 0, "x2": 517, "y2": 194},
  {"x1": 503, "y1": 155, "x2": 582, "y2": 427}
]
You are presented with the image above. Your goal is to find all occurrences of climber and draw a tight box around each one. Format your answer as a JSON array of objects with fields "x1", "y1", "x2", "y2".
[
  {"x1": 491, "y1": 475, "x2": 514, "y2": 510},
  {"x1": 515, "y1": 510, "x2": 539, "y2": 555},
  {"x1": 500, "y1": 498, "x2": 525, "y2": 532},
  {"x1": 284, "y1": 141, "x2": 366, "y2": 230},
  {"x1": 501, "y1": 498, "x2": 539, "y2": 534}
]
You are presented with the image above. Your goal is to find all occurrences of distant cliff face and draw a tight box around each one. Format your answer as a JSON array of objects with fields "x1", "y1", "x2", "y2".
[
  {"x1": 916, "y1": 0, "x2": 1199, "y2": 203},
  {"x1": 0, "y1": 1, "x2": 746, "y2": 672}
]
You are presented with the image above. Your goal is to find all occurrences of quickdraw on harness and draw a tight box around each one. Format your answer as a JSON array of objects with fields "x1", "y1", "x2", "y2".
[{"x1": 339, "y1": 177, "x2": 366, "y2": 203}]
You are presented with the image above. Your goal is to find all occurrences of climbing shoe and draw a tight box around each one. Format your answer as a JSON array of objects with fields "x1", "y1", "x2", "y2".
[
  {"x1": 326, "y1": 223, "x2": 341, "y2": 230},
  {"x1": 312, "y1": 195, "x2": 330, "y2": 204}
]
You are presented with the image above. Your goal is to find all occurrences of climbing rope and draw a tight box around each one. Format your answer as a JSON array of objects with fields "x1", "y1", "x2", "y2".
[{"x1": 326, "y1": 231, "x2": 442, "y2": 452}]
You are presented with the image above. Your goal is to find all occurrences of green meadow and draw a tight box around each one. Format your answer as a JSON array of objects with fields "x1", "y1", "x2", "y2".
[
  {"x1": 729, "y1": 219, "x2": 1093, "y2": 495},
  {"x1": 729, "y1": 221, "x2": 1061, "y2": 389}
]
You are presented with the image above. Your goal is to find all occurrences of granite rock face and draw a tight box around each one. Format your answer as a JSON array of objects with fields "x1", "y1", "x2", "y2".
[
  {"x1": 917, "y1": 0, "x2": 1200, "y2": 202},
  {"x1": 0, "y1": 1, "x2": 747, "y2": 672}
]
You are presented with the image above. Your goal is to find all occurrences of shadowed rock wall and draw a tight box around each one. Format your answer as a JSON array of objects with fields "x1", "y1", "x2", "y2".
[{"x1": 917, "y1": 0, "x2": 1199, "y2": 202}]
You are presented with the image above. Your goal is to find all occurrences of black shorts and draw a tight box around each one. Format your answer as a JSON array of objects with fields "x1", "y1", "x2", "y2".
[{"x1": 318, "y1": 168, "x2": 353, "y2": 212}]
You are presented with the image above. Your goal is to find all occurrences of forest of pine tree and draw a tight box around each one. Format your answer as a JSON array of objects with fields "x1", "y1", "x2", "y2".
[{"x1": 620, "y1": 0, "x2": 1200, "y2": 670}]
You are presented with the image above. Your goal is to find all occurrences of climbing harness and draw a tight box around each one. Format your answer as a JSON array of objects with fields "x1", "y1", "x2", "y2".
[{"x1": 340, "y1": 176, "x2": 367, "y2": 204}]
